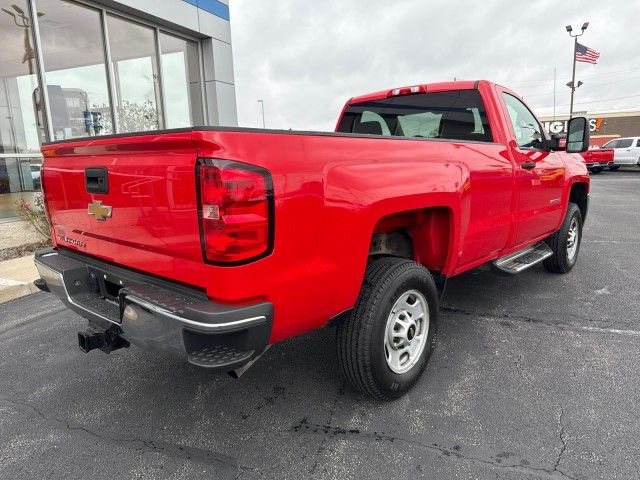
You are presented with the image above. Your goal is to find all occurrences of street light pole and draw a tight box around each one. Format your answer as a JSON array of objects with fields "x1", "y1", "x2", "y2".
[
  {"x1": 257, "y1": 99, "x2": 265, "y2": 129},
  {"x1": 1, "y1": 4, "x2": 38, "y2": 75},
  {"x1": 565, "y1": 22, "x2": 589, "y2": 118}
]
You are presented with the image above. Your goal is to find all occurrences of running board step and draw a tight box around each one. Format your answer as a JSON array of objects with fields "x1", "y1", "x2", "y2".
[{"x1": 491, "y1": 242, "x2": 553, "y2": 275}]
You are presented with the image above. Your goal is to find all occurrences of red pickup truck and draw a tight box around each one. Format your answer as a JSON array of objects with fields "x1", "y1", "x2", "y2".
[
  {"x1": 581, "y1": 148, "x2": 615, "y2": 173},
  {"x1": 35, "y1": 80, "x2": 590, "y2": 399}
]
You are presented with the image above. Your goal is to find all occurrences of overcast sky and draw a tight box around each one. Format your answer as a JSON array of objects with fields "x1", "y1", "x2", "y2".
[{"x1": 229, "y1": 0, "x2": 639, "y2": 130}]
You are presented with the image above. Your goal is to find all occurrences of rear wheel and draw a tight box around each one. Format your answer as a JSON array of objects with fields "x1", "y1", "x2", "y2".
[
  {"x1": 543, "y1": 203, "x2": 582, "y2": 274},
  {"x1": 590, "y1": 167, "x2": 603, "y2": 174},
  {"x1": 609, "y1": 165, "x2": 620, "y2": 171},
  {"x1": 336, "y1": 257, "x2": 438, "y2": 399}
]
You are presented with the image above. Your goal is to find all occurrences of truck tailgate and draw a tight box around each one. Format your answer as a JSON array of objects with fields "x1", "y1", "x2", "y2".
[
  {"x1": 581, "y1": 148, "x2": 613, "y2": 164},
  {"x1": 42, "y1": 131, "x2": 203, "y2": 272}
]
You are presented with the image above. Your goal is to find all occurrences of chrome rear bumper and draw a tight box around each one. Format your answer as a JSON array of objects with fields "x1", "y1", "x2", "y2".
[{"x1": 34, "y1": 248, "x2": 273, "y2": 370}]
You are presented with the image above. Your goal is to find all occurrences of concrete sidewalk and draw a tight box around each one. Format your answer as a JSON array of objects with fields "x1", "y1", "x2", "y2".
[
  {"x1": 0, "y1": 219, "x2": 43, "y2": 250},
  {"x1": 0, "y1": 254, "x2": 39, "y2": 303}
]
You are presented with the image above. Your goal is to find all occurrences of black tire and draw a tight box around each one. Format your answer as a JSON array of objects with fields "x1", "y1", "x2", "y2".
[
  {"x1": 609, "y1": 165, "x2": 620, "y2": 171},
  {"x1": 590, "y1": 167, "x2": 603, "y2": 174},
  {"x1": 336, "y1": 257, "x2": 438, "y2": 400},
  {"x1": 543, "y1": 203, "x2": 582, "y2": 274}
]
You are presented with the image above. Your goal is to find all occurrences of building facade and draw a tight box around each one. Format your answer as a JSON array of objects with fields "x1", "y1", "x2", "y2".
[
  {"x1": 539, "y1": 111, "x2": 640, "y2": 147},
  {"x1": 0, "y1": 0, "x2": 236, "y2": 219}
]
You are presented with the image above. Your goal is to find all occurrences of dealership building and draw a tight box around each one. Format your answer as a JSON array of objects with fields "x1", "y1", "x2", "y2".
[
  {"x1": 0, "y1": 0, "x2": 236, "y2": 220},
  {"x1": 539, "y1": 111, "x2": 640, "y2": 147}
]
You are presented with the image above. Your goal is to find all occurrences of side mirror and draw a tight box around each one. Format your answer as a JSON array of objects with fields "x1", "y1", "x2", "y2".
[{"x1": 566, "y1": 117, "x2": 590, "y2": 153}]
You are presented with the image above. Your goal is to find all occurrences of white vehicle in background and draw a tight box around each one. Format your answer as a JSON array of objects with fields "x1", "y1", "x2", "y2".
[
  {"x1": 30, "y1": 164, "x2": 42, "y2": 190},
  {"x1": 601, "y1": 137, "x2": 640, "y2": 170}
]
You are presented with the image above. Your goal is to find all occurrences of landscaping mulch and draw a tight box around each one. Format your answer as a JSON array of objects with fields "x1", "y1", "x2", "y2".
[{"x1": 0, "y1": 240, "x2": 51, "y2": 262}]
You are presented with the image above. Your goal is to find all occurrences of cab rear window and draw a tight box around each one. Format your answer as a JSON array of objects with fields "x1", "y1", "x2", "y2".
[{"x1": 337, "y1": 90, "x2": 493, "y2": 143}]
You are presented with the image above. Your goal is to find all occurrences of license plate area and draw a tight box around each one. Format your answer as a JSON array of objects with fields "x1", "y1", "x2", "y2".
[
  {"x1": 63, "y1": 266, "x2": 129, "y2": 324},
  {"x1": 86, "y1": 266, "x2": 128, "y2": 303}
]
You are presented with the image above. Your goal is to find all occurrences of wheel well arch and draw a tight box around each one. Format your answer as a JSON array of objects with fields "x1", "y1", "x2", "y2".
[
  {"x1": 569, "y1": 182, "x2": 589, "y2": 220},
  {"x1": 369, "y1": 207, "x2": 453, "y2": 271}
]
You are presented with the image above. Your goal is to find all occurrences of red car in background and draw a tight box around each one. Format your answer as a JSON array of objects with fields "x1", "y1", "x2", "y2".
[{"x1": 581, "y1": 148, "x2": 614, "y2": 173}]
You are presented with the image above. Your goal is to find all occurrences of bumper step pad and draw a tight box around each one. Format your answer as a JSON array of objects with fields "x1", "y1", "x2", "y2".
[{"x1": 188, "y1": 345, "x2": 254, "y2": 368}]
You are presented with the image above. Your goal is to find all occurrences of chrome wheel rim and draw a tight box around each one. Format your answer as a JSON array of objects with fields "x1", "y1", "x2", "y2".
[
  {"x1": 383, "y1": 289, "x2": 429, "y2": 374},
  {"x1": 566, "y1": 217, "x2": 580, "y2": 262}
]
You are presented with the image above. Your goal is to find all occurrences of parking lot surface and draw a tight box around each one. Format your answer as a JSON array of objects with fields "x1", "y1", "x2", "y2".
[{"x1": 1, "y1": 171, "x2": 639, "y2": 480}]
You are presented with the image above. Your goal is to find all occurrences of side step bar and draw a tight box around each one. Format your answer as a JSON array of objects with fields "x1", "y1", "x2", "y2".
[{"x1": 491, "y1": 242, "x2": 553, "y2": 275}]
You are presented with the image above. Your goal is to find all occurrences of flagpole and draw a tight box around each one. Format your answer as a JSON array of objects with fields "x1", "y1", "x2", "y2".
[
  {"x1": 569, "y1": 36, "x2": 577, "y2": 118},
  {"x1": 553, "y1": 67, "x2": 556, "y2": 121}
]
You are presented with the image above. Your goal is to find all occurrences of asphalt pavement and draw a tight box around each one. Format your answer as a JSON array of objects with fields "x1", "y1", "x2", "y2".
[{"x1": 1, "y1": 170, "x2": 639, "y2": 480}]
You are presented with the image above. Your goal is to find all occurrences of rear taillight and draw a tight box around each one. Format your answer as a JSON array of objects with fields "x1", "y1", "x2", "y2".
[{"x1": 197, "y1": 159, "x2": 273, "y2": 264}]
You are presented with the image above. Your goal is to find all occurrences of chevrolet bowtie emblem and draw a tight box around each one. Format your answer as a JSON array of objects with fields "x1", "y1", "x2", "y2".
[{"x1": 88, "y1": 200, "x2": 112, "y2": 221}]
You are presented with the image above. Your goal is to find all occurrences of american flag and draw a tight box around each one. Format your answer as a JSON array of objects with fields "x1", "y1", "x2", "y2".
[{"x1": 575, "y1": 42, "x2": 600, "y2": 64}]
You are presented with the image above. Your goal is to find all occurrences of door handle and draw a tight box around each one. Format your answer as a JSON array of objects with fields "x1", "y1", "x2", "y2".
[{"x1": 521, "y1": 161, "x2": 536, "y2": 170}]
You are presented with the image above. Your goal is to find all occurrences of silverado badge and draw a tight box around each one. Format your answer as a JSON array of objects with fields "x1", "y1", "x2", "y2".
[{"x1": 88, "y1": 200, "x2": 112, "y2": 221}]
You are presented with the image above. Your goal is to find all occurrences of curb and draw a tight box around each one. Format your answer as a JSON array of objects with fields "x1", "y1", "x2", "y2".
[
  {"x1": 0, "y1": 254, "x2": 40, "y2": 304},
  {"x1": 0, "y1": 281, "x2": 40, "y2": 304}
]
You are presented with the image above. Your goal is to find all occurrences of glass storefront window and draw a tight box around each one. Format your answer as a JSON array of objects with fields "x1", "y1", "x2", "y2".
[
  {"x1": 159, "y1": 32, "x2": 203, "y2": 128},
  {"x1": 106, "y1": 14, "x2": 160, "y2": 133},
  {"x1": 37, "y1": 0, "x2": 113, "y2": 140},
  {"x1": 0, "y1": 157, "x2": 42, "y2": 219},
  {"x1": 0, "y1": 0, "x2": 46, "y2": 154},
  {"x1": 0, "y1": 0, "x2": 207, "y2": 219},
  {"x1": 0, "y1": 157, "x2": 41, "y2": 193}
]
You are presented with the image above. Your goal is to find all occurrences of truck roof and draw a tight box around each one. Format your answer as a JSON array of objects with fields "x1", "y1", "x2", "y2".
[{"x1": 348, "y1": 80, "x2": 495, "y2": 105}]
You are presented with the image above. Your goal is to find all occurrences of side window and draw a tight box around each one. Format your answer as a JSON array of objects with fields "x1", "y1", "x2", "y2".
[
  {"x1": 618, "y1": 139, "x2": 633, "y2": 148},
  {"x1": 603, "y1": 140, "x2": 617, "y2": 148},
  {"x1": 470, "y1": 108, "x2": 488, "y2": 134},
  {"x1": 336, "y1": 90, "x2": 494, "y2": 142},
  {"x1": 502, "y1": 93, "x2": 545, "y2": 150},
  {"x1": 354, "y1": 110, "x2": 391, "y2": 136},
  {"x1": 636, "y1": 139, "x2": 640, "y2": 147},
  {"x1": 397, "y1": 112, "x2": 441, "y2": 138}
]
